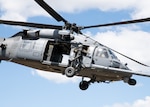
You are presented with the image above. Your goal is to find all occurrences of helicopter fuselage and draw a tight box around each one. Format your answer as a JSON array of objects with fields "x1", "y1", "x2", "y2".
[{"x1": 0, "y1": 30, "x2": 131, "y2": 83}]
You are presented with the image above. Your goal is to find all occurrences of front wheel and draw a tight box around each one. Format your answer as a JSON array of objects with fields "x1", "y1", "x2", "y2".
[{"x1": 65, "y1": 67, "x2": 75, "y2": 77}]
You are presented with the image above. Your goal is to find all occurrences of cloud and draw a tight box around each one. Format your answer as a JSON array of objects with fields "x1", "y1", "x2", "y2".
[
  {"x1": 131, "y1": 0, "x2": 150, "y2": 18},
  {"x1": 0, "y1": 0, "x2": 48, "y2": 21},
  {"x1": 35, "y1": 70, "x2": 80, "y2": 84},
  {"x1": 1, "y1": 0, "x2": 150, "y2": 20},
  {"x1": 104, "y1": 96, "x2": 150, "y2": 107}
]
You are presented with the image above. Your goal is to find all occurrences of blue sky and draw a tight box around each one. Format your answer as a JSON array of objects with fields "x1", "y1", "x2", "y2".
[{"x1": 0, "y1": 0, "x2": 150, "y2": 107}]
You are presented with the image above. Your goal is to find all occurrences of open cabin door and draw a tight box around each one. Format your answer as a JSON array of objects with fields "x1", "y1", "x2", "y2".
[{"x1": 43, "y1": 41, "x2": 70, "y2": 66}]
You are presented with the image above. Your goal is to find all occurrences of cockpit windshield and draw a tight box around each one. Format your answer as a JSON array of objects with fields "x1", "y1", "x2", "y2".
[
  {"x1": 96, "y1": 48, "x2": 109, "y2": 58},
  {"x1": 108, "y1": 50, "x2": 118, "y2": 59}
]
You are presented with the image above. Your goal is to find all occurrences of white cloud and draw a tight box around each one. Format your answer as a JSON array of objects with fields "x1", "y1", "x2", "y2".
[
  {"x1": 104, "y1": 96, "x2": 150, "y2": 107},
  {"x1": 0, "y1": 0, "x2": 48, "y2": 21},
  {"x1": 1, "y1": 0, "x2": 150, "y2": 20},
  {"x1": 131, "y1": 0, "x2": 150, "y2": 18},
  {"x1": 49, "y1": 0, "x2": 136, "y2": 12},
  {"x1": 35, "y1": 70, "x2": 80, "y2": 84}
]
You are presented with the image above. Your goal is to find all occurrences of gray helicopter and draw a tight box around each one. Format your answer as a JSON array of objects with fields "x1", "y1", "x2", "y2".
[{"x1": 0, "y1": 0, "x2": 150, "y2": 90}]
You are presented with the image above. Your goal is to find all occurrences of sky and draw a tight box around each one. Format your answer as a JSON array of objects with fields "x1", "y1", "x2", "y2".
[{"x1": 0, "y1": 0, "x2": 150, "y2": 107}]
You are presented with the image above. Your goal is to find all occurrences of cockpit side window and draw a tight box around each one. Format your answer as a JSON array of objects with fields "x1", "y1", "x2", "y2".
[
  {"x1": 96, "y1": 48, "x2": 109, "y2": 58},
  {"x1": 108, "y1": 50, "x2": 118, "y2": 59}
]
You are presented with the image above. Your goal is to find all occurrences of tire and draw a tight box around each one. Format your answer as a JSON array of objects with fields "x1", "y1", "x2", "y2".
[
  {"x1": 65, "y1": 67, "x2": 75, "y2": 77},
  {"x1": 128, "y1": 79, "x2": 136, "y2": 86},
  {"x1": 79, "y1": 81, "x2": 89, "y2": 90}
]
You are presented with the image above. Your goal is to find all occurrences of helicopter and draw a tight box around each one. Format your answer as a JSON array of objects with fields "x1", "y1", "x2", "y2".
[{"x1": 0, "y1": 0, "x2": 150, "y2": 90}]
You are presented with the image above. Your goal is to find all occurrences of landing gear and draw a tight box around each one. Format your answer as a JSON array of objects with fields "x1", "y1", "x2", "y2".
[
  {"x1": 79, "y1": 76, "x2": 96, "y2": 90},
  {"x1": 123, "y1": 77, "x2": 137, "y2": 86},
  {"x1": 79, "y1": 81, "x2": 89, "y2": 90},
  {"x1": 65, "y1": 44, "x2": 85, "y2": 78},
  {"x1": 128, "y1": 78, "x2": 136, "y2": 86},
  {"x1": 65, "y1": 67, "x2": 75, "y2": 77}
]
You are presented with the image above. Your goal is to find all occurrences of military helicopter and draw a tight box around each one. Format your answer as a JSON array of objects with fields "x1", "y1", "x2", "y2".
[{"x1": 0, "y1": 0, "x2": 150, "y2": 90}]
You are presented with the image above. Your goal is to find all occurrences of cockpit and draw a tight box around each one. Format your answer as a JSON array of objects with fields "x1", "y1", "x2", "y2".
[
  {"x1": 95, "y1": 48, "x2": 109, "y2": 58},
  {"x1": 93, "y1": 46, "x2": 121, "y2": 68}
]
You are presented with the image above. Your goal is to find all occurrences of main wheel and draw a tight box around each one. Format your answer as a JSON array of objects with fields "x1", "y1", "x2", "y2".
[
  {"x1": 65, "y1": 67, "x2": 75, "y2": 77},
  {"x1": 79, "y1": 81, "x2": 89, "y2": 90},
  {"x1": 128, "y1": 79, "x2": 136, "y2": 86}
]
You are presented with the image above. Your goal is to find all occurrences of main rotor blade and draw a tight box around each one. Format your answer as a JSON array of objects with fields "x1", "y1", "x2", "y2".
[
  {"x1": 0, "y1": 19, "x2": 63, "y2": 29},
  {"x1": 82, "y1": 17, "x2": 150, "y2": 29},
  {"x1": 35, "y1": 0, "x2": 67, "y2": 23}
]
